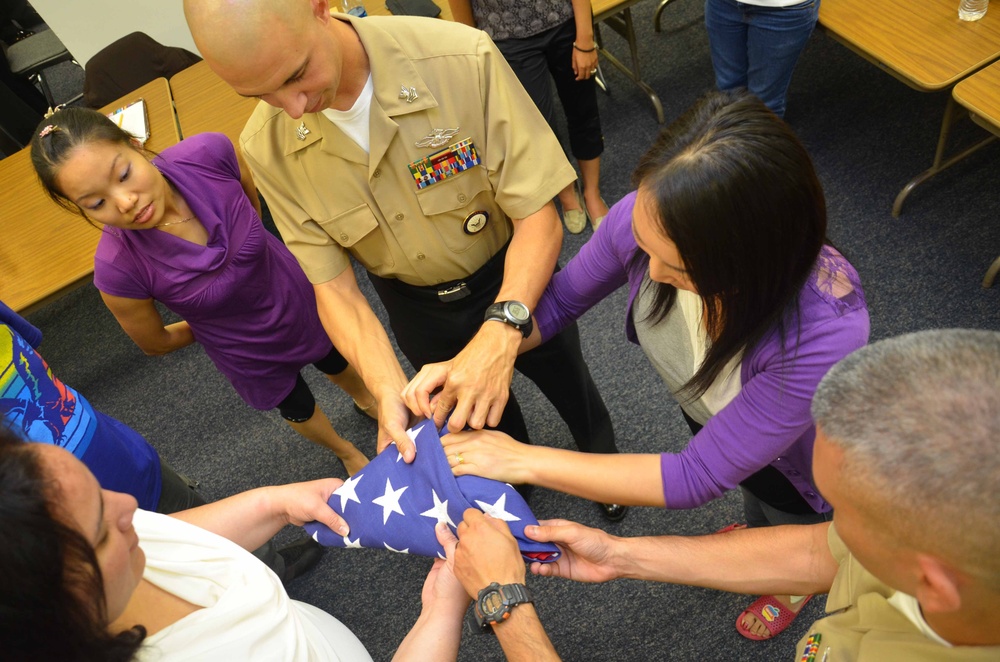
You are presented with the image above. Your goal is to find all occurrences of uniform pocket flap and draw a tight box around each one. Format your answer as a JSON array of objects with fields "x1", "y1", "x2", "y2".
[{"x1": 414, "y1": 167, "x2": 490, "y2": 217}]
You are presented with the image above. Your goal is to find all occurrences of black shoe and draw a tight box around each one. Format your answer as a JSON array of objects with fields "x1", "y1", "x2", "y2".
[
  {"x1": 276, "y1": 537, "x2": 325, "y2": 585},
  {"x1": 598, "y1": 502, "x2": 628, "y2": 522}
]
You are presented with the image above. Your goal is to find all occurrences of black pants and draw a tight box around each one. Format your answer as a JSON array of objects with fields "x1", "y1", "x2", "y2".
[
  {"x1": 367, "y1": 249, "x2": 616, "y2": 456},
  {"x1": 681, "y1": 409, "x2": 825, "y2": 526},
  {"x1": 495, "y1": 18, "x2": 604, "y2": 162}
]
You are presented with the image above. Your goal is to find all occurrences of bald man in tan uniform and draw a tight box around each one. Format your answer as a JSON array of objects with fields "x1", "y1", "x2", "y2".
[{"x1": 185, "y1": 0, "x2": 623, "y2": 519}]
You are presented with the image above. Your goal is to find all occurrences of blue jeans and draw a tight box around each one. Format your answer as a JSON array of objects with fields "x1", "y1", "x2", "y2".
[{"x1": 704, "y1": 0, "x2": 820, "y2": 117}]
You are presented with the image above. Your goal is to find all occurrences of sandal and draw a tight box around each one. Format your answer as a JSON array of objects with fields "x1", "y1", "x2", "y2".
[{"x1": 736, "y1": 594, "x2": 813, "y2": 641}]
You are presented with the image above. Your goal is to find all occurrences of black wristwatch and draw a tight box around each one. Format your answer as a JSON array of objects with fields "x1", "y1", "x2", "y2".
[
  {"x1": 484, "y1": 300, "x2": 533, "y2": 338},
  {"x1": 474, "y1": 582, "x2": 534, "y2": 630}
]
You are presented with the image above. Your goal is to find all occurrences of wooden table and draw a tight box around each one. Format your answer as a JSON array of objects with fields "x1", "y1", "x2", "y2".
[
  {"x1": 953, "y1": 60, "x2": 1000, "y2": 287},
  {"x1": 819, "y1": 0, "x2": 1000, "y2": 216},
  {"x1": 592, "y1": 0, "x2": 664, "y2": 123},
  {"x1": 0, "y1": 77, "x2": 179, "y2": 313},
  {"x1": 343, "y1": 0, "x2": 452, "y2": 19},
  {"x1": 170, "y1": 61, "x2": 260, "y2": 147}
]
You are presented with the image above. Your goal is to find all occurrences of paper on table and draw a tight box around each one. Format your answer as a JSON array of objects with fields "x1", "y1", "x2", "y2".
[{"x1": 107, "y1": 98, "x2": 150, "y2": 145}]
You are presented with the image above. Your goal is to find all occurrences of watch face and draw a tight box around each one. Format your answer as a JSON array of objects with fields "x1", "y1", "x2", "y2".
[
  {"x1": 506, "y1": 301, "x2": 530, "y2": 323},
  {"x1": 481, "y1": 590, "x2": 505, "y2": 618}
]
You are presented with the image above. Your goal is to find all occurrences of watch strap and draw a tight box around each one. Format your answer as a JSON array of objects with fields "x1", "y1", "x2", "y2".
[
  {"x1": 483, "y1": 301, "x2": 533, "y2": 339},
  {"x1": 475, "y1": 582, "x2": 534, "y2": 630}
]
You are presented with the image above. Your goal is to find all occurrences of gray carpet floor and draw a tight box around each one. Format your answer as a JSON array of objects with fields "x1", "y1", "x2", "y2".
[{"x1": 20, "y1": 1, "x2": 1000, "y2": 660}]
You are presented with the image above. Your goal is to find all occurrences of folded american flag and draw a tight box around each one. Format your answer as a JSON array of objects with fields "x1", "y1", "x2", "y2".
[{"x1": 304, "y1": 419, "x2": 560, "y2": 562}]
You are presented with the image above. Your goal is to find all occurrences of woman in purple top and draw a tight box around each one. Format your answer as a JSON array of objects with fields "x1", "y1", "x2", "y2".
[
  {"x1": 31, "y1": 108, "x2": 372, "y2": 476},
  {"x1": 407, "y1": 91, "x2": 869, "y2": 640}
]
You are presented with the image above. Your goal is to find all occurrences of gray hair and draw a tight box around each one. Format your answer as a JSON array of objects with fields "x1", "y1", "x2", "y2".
[{"x1": 812, "y1": 329, "x2": 1000, "y2": 586}]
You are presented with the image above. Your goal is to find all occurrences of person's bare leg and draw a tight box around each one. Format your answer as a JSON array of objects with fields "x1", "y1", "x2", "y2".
[
  {"x1": 557, "y1": 181, "x2": 581, "y2": 211},
  {"x1": 579, "y1": 156, "x2": 608, "y2": 228},
  {"x1": 285, "y1": 404, "x2": 369, "y2": 475},
  {"x1": 326, "y1": 364, "x2": 377, "y2": 419},
  {"x1": 740, "y1": 594, "x2": 811, "y2": 638}
]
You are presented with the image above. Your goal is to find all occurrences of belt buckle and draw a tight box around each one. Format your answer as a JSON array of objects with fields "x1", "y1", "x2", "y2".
[{"x1": 437, "y1": 282, "x2": 470, "y2": 302}]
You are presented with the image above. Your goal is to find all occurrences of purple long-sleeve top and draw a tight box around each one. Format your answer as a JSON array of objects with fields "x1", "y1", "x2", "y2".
[{"x1": 535, "y1": 191, "x2": 870, "y2": 512}]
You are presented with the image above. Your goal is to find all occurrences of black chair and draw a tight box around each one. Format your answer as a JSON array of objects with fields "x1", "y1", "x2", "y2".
[
  {"x1": 4, "y1": 27, "x2": 82, "y2": 109},
  {"x1": 83, "y1": 32, "x2": 200, "y2": 109}
]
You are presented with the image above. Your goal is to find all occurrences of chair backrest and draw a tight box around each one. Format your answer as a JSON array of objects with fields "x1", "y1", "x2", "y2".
[{"x1": 83, "y1": 32, "x2": 200, "y2": 108}]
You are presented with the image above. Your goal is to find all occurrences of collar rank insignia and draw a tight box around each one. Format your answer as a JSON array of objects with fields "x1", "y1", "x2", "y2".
[{"x1": 399, "y1": 85, "x2": 419, "y2": 103}]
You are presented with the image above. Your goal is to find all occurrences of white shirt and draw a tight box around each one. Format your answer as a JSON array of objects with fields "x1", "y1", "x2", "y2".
[{"x1": 133, "y1": 510, "x2": 373, "y2": 662}]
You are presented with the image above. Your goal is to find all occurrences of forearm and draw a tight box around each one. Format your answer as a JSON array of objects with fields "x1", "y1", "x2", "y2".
[
  {"x1": 170, "y1": 487, "x2": 286, "y2": 552},
  {"x1": 153, "y1": 320, "x2": 196, "y2": 355},
  {"x1": 523, "y1": 447, "x2": 665, "y2": 507},
  {"x1": 612, "y1": 524, "x2": 837, "y2": 596},
  {"x1": 101, "y1": 293, "x2": 196, "y2": 356},
  {"x1": 494, "y1": 606, "x2": 561, "y2": 661},
  {"x1": 314, "y1": 277, "x2": 407, "y2": 400},
  {"x1": 499, "y1": 204, "x2": 562, "y2": 310},
  {"x1": 393, "y1": 599, "x2": 466, "y2": 662},
  {"x1": 570, "y1": 0, "x2": 594, "y2": 47},
  {"x1": 447, "y1": 0, "x2": 475, "y2": 27}
]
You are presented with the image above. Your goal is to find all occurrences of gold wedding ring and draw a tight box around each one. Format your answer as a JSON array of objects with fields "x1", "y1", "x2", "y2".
[{"x1": 456, "y1": 453, "x2": 464, "y2": 464}]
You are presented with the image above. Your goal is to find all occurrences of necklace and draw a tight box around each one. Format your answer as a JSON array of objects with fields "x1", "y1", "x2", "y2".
[{"x1": 155, "y1": 214, "x2": 196, "y2": 229}]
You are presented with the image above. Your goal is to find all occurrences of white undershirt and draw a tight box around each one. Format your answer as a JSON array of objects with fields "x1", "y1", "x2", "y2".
[
  {"x1": 887, "y1": 592, "x2": 953, "y2": 648},
  {"x1": 321, "y1": 74, "x2": 373, "y2": 153}
]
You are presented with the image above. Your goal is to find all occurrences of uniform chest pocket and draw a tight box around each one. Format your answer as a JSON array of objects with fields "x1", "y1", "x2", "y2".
[
  {"x1": 317, "y1": 203, "x2": 394, "y2": 273},
  {"x1": 414, "y1": 166, "x2": 502, "y2": 253}
]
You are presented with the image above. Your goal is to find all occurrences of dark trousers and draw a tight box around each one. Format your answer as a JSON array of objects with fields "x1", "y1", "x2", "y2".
[
  {"x1": 367, "y1": 251, "x2": 616, "y2": 455},
  {"x1": 495, "y1": 18, "x2": 604, "y2": 162},
  {"x1": 681, "y1": 409, "x2": 826, "y2": 527},
  {"x1": 155, "y1": 457, "x2": 282, "y2": 569}
]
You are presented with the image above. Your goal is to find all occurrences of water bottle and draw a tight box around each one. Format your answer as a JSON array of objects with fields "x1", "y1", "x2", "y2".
[
  {"x1": 959, "y1": 0, "x2": 988, "y2": 21},
  {"x1": 343, "y1": 0, "x2": 368, "y2": 17}
]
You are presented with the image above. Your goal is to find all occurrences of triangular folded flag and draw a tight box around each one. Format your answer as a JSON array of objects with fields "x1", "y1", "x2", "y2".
[{"x1": 304, "y1": 419, "x2": 560, "y2": 562}]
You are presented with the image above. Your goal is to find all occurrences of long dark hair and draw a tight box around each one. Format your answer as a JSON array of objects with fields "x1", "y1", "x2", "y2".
[
  {"x1": 631, "y1": 90, "x2": 827, "y2": 398},
  {"x1": 30, "y1": 107, "x2": 140, "y2": 220},
  {"x1": 0, "y1": 430, "x2": 146, "y2": 661}
]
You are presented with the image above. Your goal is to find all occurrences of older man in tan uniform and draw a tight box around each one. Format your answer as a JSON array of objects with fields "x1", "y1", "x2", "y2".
[
  {"x1": 474, "y1": 329, "x2": 1000, "y2": 659},
  {"x1": 185, "y1": 0, "x2": 624, "y2": 518}
]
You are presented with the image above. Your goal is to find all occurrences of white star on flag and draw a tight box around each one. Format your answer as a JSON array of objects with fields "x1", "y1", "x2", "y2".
[
  {"x1": 334, "y1": 472, "x2": 363, "y2": 512},
  {"x1": 475, "y1": 493, "x2": 521, "y2": 522},
  {"x1": 303, "y1": 419, "x2": 560, "y2": 562},
  {"x1": 372, "y1": 478, "x2": 408, "y2": 524},
  {"x1": 419, "y1": 489, "x2": 456, "y2": 527},
  {"x1": 397, "y1": 428, "x2": 420, "y2": 462}
]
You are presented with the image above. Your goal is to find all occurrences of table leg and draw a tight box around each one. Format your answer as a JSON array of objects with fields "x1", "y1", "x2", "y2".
[
  {"x1": 983, "y1": 255, "x2": 1000, "y2": 289},
  {"x1": 893, "y1": 95, "x2": 997, "y2": 217},
  {"x1": 595, "y1": 8, "x2": 666, "y2": 123}
]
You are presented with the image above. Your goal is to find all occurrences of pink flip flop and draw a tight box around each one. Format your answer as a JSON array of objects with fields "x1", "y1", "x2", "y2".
[{"x1": 736, "y1": 594, "x2": 813, "y2": 641}]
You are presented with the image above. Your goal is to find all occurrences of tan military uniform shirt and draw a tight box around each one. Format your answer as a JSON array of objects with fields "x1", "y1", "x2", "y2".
[
  {"x1": 793, "y1": 524, "x2": 1000, "y2": 661},
  {"x1": 241, "y1": 15, "x2": 576, "y2": 287}
]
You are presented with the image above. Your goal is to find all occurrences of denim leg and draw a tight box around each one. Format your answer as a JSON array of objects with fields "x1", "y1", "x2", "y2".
[
  {"x1": 744, "y1": 0, "x2": 820, "y2": 117},
  {"x1": 705, "y1": 0, "x2": 750, "y2": 92}
]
